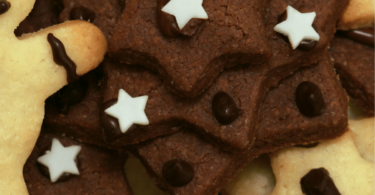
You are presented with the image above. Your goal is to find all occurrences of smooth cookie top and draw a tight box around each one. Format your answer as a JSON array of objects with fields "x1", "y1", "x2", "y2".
[
  {"x1": 337, "y1": 0, "x2": 374, "y2": 30},
  {"x1": 269, "y1": 131, "x2": 374, "y2": 195}
]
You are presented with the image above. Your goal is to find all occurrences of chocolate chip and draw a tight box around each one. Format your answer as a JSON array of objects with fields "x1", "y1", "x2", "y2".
[
  {"x1": 295, "y1": 81, "x2": 326, "y2": 117},
  {"x1": 70, "y1": 6, "x2": 95, "y2": 22},
  {"x1": 56, "y1": 79, "x2": 88, "y2": 114},
  {"x1": 0, "y1": 0, "x2": 10, "y2": 15},
  {"x1": 47, "y1": 33, "x2": 79, "y2": 83},
  {"x1": 212, "y1": 92, "x2": 241, "y2": 125},
  {"x1": 162, "y1": 159, "x2": 194, "y2": 187},
  {"x1": 301, "y1": 168, "x2": 341, "y2": 195},
  {"x1": 297, "y1": 40, "x2": 317, "y2": 51},
  {"x1": 339, "y1": 28, "x2": 374, "y2": 47},
  {"x1": 37, "y1": 146, "x2": 80, "y2": 182},
  {"x1": 100, "y1": 99, "x2": 136, "y2": 142}
]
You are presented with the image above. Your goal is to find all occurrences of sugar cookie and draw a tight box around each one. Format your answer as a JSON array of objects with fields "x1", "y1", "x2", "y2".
[
  {"x1": 0, "y1": 0, "x2": 106, "y2": 194},
  {"x1": 224, "y1": 154, "x2": 275, "y2": 195},
  {"x1": 349, "y1": 117, "x2": 375, "y2": 162},
  {"x1": 337, "y1": 0, "x2": 375, "y2": 30},
  {"x1": 269, "y1": 131, "x2": 374, "y2": 195}
]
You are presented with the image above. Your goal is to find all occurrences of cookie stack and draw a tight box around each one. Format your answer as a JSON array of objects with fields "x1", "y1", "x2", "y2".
[{"x1": 6, "y1": 0, "x2": 374, "y2": 194}]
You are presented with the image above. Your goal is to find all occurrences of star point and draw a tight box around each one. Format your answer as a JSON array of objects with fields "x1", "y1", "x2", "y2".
[
  {"x1": 274, "y1": 5, "x2": 320, "y2": 49},
  {"x1": 162, "y1": 0, "x2": 208, "y2": 29},
  {"x1": 105, "y1": 89, "x2": 149, "y2": 133},
  {"x1": 37, "y1": 138, "x2": 81, "y2": 183}
]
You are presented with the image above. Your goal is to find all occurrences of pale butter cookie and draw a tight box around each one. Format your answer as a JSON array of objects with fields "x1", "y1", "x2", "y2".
[
  {"x1": 224, "y1": 154, "x2": 275, "y2": 195},
  {"x1": 222, "y1": 118, "x2": 375, "y2": 195},
  {"x1": 269, "y1": 131, "x2": 374, "y2": 195},
  {"x1": 0, "y1": 0, "x2": 107, "y2": 194},
  {"x1": 337, "y1": 0, "x2": 374, "y2": 30},
  {"x1": 349, "y1": 117, "x2": 375, "y2": 162}
]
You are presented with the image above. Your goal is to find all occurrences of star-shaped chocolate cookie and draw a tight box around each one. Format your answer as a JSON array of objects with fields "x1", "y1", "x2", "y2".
[
  {"x1": 42, "y1": 0, "x2": 350, "y2": 154},
  {"x1": 109, "y1": 0, "x2": 349, "y2": 98},
  {"x1": 109, "y1": 0, "x2": 272, "y2": 97},
  {"x1": 42, "y1": 51, "x2": 348, "y2": 195},
  {"x1": 130, "y1": 52, "x2": 348, "y2": 195},
  {"x1": 24, "y1": 129, "x2": 132, "y2": 195}
]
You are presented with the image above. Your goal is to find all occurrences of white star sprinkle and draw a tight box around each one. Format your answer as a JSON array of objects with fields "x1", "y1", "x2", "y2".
[
  {"x1": 105, "y1": 89, "x2": 149, "y2": 133},
  {"x1": 162, "y1": 0, "x2": 208, "y2": 30},
  {"x1": 274, "y1": 6, "x2": 320, "y2": 49},
  {"x1": 37, "y1": 139, "x2": 81, "y2": 183}
]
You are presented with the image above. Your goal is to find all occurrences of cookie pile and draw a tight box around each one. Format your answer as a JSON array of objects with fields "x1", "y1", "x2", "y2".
[{"x1": 5, "y1": 0, "x2": 374, "y2": 194}]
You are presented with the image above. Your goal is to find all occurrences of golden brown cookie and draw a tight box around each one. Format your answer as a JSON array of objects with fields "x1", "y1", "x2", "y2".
[
  {"x1": 269, "y1": 131, "x2": 374, "y2": 195},
  {"x1": 337, "y1": 0, "x2": 374, "y2": 30},
  {"x1": 0, "y1": 0, "x2": 107, "y2": 194}
]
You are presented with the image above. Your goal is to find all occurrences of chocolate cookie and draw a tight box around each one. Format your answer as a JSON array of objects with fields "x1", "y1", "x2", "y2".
[
  {"x1": 109, "y1": 0, "x2": 271, "y2": 97},
  {"x1": 43, "y1": 68, "x2": 108, "y2": 147},
  {"x1": 14, "y1": 0, "x2": 63, "y2": 36},
  {"x1": 44, "y1": 56, "x2": 276, "y2": 152},
  {"x1": 15, "y1": 0, "x2": 122, "y2": 41},
  {"x1": 329, "y1": 29, "x2": 374, "y2": 116},
  {"x1": 44, "y1": 27, "x2": 349, "y2": 153},
  {"x1": 130, "y1": 52, "x2": 348, "y2": 195},
  {"x1": 100, "y1": 56, "x2": 269, "y2": 152},
  {"x1": 58, "y1": 0, "x2": 123, "y2": 41},
  {"x1": 42, "y1": 0, "x2": 349, "y2": 153},
  {"x1": 41, "y1": 0, "x2": 349, "y2": 153},
  {"x1": 109, "y1": 0, "x2": 348, "y2": 98},
  {"x1": 23, "y1": 130, "x2": 133, "y2": 195}
]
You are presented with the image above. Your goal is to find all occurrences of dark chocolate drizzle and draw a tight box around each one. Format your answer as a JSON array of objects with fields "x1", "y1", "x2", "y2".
[
  {"x1": 101, "y1": 99, "x2": 137, "y2": 142},
  {"x1": 0, "y1": 0, "x2": 10, "y2": 15},
  {"x1": 277, "y1": 11, "x2": 318, "y2": 51},
  {"x1": 157, "y1": 0, "x2": 205, "y2": 37},
  {"x1": 340, "y1": 28, "x2": 374, "y2": 47},
  {"x1": 300, "y1": 168, "x2": 341, "y2": 195},
  {"x1": 295, "y1": 81, "x2": 326, "y2": 117},
  {"x1": 212, "y1": 91, "x2": 241, "y2": 125},
  {"x1": 55, "y1": 79, "x2": 88, "y2": 114},
  {"x1": 70, "y1": 6, "x2": 95, "y2": 22},
  {"x1": 47, "y1": 33, "x2": 79, "y2": 83},
  {"x1": 37, "y1": 146, "x2": 80, "y2": 182},
  {"x1": 162, "y1": 159, "x2": 194, "y2": 187}
]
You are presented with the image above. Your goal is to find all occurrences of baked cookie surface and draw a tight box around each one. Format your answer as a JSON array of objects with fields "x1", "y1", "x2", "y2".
[
  {"x1": 130, "y1": 52, "x2": 348, "y2": 195},
  {"x1": 0, "y1": 0, "x2": 107, "y2": 193},
  {"x1": 24, "y1": 131, "x2": 133, "y2": 195},
  {"x1": 337, "y1": 0, "x2": 374, "y2": 30},
  {"x1": 269, "y1": 131, "x2": 374, "y2": 195},
  {"x1": 349, "y1": 117, "x2": 375, "y2": 162},
  {"x1": 109, "y1": 0, "x2": 349, "y2": 98},
  {"x1": 330, "y1": 34, "x2": 374, "y2": 116}
]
